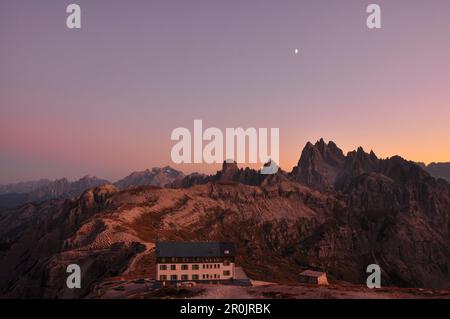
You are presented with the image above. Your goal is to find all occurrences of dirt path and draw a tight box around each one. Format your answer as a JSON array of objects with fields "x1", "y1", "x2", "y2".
[{"x1": 122, "y1": 243, "x2": 155, "y2": 278}]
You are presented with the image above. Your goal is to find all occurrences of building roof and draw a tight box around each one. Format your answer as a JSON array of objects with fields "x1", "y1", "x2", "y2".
[
  {"x1": 299, "y1": 270, "x2": 327, "y2": 278},
  {"x1": 155, "y1": 242, "x2": 236, "y2": 258}
]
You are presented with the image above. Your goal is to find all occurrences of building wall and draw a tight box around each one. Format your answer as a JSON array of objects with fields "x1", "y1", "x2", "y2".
[
  {"x1": 299, "y1": 275, "x2": 329, "y2": 285},
  {"x1": 317, "y1": 275, "x2": 329, "y2": 285},
  {"x1": 156, "y1": 262, "x2": 235, "y2": 281}
]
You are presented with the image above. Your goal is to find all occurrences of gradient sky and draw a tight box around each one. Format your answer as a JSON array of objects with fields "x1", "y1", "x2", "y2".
[{"x1": 1, "y1": 0, "x2": 450, "y2": 184}]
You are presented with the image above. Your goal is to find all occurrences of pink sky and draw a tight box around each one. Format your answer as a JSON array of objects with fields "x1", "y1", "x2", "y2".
[{"x1": 1, "y1": 0, "x2": 449, "y2": 183}]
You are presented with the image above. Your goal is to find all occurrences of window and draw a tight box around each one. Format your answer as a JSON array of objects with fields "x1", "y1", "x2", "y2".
[
  {"x1": 170, "y1": 265, "x2": 176, "y2": 270},
  {"x1": 181, "y1": 264, "x2": 188, "y2": 270},
  {"x1": 159, "y1": 275, "x2": 167, "y2": 281},
  {"x1": 159, "y1": 265, "x2": 167, "y2": 270},
  {"x1": 181, "y1": 275, "x2": 188, "y2": 280},
  {"x1": 223, "y1": 259, "x2": 230, "y2": 266},
  {"x1": 202, "y1": 264, "x2": 205, "y2": 269},
  {"x1": 170, "y1": 275, "x2": 177, "y2": 281},
  {"x1": 192, "y1": 275, "x2": 199, "y2": 280},
  {"x1": 192, "y1": 264, "x2": 199, "y2": 270},
  {"x1": 223, "y1": 270, "x2": 230, "y2": 276}
]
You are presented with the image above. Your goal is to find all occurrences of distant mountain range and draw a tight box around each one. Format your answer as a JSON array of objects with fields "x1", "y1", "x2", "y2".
[
  {"x1": 416, "y1": 162, "x2": 450, "y2": 183},
  {"x1": 1, "y1": 148, "x2": 449, "y2": 210},
  {"x1": 0, "y1": 138, "x2": 449, "y2": 298},
  {"x1": 0, "y1": 167, "x2": 185, "y2": 209},
  {"x1": 0, "y1": 176, "x2": 110, "y2": 209},
  {"x1": 1, "y1": 144, "x2": 449, "y2": 211},
  {"x1": 0, "y1": 179, "x2": 52, "y2": 195}
]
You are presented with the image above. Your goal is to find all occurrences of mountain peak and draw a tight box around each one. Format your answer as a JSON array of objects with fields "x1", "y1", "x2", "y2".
[
  {"x1": 290, "y1": 139, "x2": 346, "y2": 191},
  {"x1": 114, "y1": 167, "x2": 184, "y2": 190},
  {"x1": 316, "y1": 138, "x2": 326, "y2": 147},
  {"x1": 218, "y1": 160, "x2": 240, "y2": 182},
  {"x1": 222, "y1": 160, "x2": 239, "y2": 171},
  {"x1": 290, "y1": 140, "x2": 442, "y2": 192}
]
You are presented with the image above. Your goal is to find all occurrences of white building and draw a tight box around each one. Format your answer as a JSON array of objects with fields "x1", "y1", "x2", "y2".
[{"x1": 155, "y1": 242, "x2": 236, "y2": 283}]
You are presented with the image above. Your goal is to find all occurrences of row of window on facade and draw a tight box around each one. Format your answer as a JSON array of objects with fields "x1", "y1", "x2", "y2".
[
  {"x1": 159, "y1": 271, "x2": 231, "y2": 281},
  {"x1": 158, "y1": 257, "x2": 230, "y2": 263},
  {"x1": 159, "y1": 263, "x2": 225, "y2": 271}
]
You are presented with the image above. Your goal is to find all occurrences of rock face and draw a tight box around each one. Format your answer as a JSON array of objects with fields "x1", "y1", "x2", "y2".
[
  {"x1": 291, "y1": 139, "x2": 345, "y2": 191},
  {"x1": 290, "y1": 139, "x2": 445, "y2": 194},
  {"x1": 0, "y1": 140, "x2": 449, "y2": 298},
  {"x1": 0, "y1": 184, "x2": 146, "y2": 298},
  {"x1": 114, "y1": 166, "x2": 184, "y2": 190}
]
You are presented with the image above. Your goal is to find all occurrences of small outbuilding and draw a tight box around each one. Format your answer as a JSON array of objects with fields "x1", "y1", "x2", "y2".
[{"x1": 299, "y1": 270, "x2": 329, "y2": 285}]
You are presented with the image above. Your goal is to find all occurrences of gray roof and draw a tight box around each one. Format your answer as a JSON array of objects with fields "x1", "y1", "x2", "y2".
[{"x1": 156, "y1": 242, "x2": 236, "y2": 258}]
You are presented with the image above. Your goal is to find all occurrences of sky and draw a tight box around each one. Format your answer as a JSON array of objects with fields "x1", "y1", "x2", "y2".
[{"x1": 1, "y1": 0, "x2": 450, "y2": 184}]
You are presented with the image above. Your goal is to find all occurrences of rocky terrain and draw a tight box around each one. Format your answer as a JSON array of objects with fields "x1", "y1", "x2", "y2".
[{"x1": 0, "y1": 139, "x2": 449, "y2": 298}]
